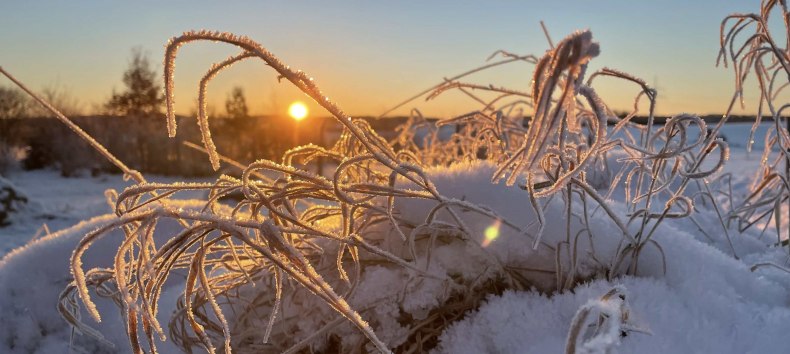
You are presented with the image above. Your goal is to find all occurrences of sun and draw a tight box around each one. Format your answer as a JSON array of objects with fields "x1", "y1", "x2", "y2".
[{"x1": 288, "y1": 101, "x2": 308, "y2": 121}]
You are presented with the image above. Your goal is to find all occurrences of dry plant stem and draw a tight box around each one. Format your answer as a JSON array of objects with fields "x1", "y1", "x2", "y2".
[
  {"x1": 182, "y1": 141, "x2": 273, "y2": 183},
  {"x1": 587, "y1": 67, "x2": 657, "y2": 217},
  {"x1": 565, "y1": 286, "x2": 636, "y2": 354},
  {"x1": 636, "y1": 101, "x2": 733, "y2": 253},
  {"x1": 565, "y1": 306, "x2": 591, "y2": 354},
  {"x1": 571, "y1": 178, "x2": 634, "y2": 243},
  {"x1": 700, "y1": 183, "x2": 738, "y2": 257},
  {"x1": 197, "y1": 52, "x2": 256, "y2": 170},
  {"x1": 750, "y1": 261, "x2": 790, "y2": 273},
  {"x1": 378, "y1": 52, "x2": 538, "y2": 118},
  {"x1": 540, "y1": 20, "x2": 555, "y2": 49},
  {"x1": 718, "y1": 1, "x2": 790, "y2": 244}
]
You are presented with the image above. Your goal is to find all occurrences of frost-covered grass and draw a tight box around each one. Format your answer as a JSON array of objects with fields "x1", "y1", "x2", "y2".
[
  {"x1": 0, "y1": 1, "x2": 789, "y2": 353},
  {"x1": 718, "y1": 0, "x2": 790, "y2": 248},
  {"x1": 2, "y1": 157, "x2": 790, "y2": 353}
]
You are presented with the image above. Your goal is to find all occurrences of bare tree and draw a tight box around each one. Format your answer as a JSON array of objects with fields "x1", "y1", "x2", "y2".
[
  {"x1": 28, "y1": 83, "x2": 83, "y2": 117},
  {"x1": 0, "y1": 86, "x2": 28, "y2": 119},
  {"x1": 0, "y1": 86, "x2": 28, "y2": 173}
]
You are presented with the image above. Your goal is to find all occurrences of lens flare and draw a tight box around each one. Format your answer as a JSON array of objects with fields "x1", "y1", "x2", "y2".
[
  {"x1": 482, "y1": 219, "x2": 501, "y2": 247},
  {"x1": 288, "y1": 101, "x2": 308, "y2": 121}
]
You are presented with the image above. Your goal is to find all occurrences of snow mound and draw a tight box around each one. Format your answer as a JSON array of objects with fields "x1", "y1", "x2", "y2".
[
  {"x1": 0, "y1": 199, "x2": 214, "y2": 354},
  {"x1": 436, "y1": 184, "x2": 790, "y2": 353},
  {"x1": 2, "y1": 162, "x2": 790, "y2": 353}
]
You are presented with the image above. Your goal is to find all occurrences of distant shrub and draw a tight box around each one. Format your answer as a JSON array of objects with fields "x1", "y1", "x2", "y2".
[
  {"x1": 0, "y1": 85, "x2": 29, "y2": 119},
  {"x1": 0, "y1": 175, "x2": 28, "y2": 226}
]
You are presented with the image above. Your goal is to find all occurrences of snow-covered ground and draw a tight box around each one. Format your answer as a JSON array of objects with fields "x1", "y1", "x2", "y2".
[
  {"x1": 0, "y1": 170, "x2": 214, "y2": 254},
  {"x1": 1, "y1": 123, "x2": 790, "y2": 353}
]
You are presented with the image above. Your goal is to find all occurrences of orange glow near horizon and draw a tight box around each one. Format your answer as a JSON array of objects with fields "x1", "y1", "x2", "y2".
[
  {"x1": 289, "y1": 101, "x2": 308, "y2": 121},
  {"x1": 3, "y1": 3, "x2": 781, "y2": 118}
]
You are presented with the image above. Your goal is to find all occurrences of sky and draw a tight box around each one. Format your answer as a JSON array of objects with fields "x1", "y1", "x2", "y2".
[{"x1": 0, "y1": 1, "x2": 780, "y2": 119}]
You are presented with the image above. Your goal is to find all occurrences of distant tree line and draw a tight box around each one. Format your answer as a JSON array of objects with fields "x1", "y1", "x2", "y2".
[{"x1": 1, "y1": 113, "x2": 329, "y2": 176}]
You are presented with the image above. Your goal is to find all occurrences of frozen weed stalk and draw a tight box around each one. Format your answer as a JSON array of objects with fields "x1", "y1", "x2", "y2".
[
  {"x1": 564, "y1": 286, "x2": 649, "y2": 354},
  {"x1": 720, "y1": 0, "x2": 790, "y2": 248},
  {"x1": 0, "y1": 15, "x2": 747, "y2": 354}
]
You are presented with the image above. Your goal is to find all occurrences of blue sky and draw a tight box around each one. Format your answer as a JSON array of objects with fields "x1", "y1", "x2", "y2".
[{"x1": 0, "y1": 1, "x2": 772, "y2": 117}]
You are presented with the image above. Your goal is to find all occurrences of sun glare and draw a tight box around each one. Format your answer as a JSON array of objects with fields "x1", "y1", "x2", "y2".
[
  {"x1": 481, "y1": 219, "x2": 502, "y2": 248},
  {"x1": 288, "y1": 101, "x2": 308, "y2": 121}
]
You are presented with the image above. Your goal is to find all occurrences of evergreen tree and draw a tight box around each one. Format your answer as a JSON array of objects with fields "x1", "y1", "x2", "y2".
[
  {"x1": 106, "y1": 48, "x2": 164, "y2": 116},
  {"x1": 225, "y1": 86, "x2": 249, "y2": 121}
]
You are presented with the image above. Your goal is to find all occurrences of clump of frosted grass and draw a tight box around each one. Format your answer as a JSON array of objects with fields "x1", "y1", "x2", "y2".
[
  {"x1": 719, "y1": 0, "x2": 790, "y2": 247},
  {"x1": 1, "y1": 19, "x2": 748, "y2": 354}
]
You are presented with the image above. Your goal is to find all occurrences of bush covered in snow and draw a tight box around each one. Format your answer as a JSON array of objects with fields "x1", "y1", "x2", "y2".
[{"x1": 0, "y1": 175, "x2": 29, "y2": 226}]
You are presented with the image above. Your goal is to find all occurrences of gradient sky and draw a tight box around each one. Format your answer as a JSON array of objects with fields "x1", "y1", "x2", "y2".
[{"x1": 0, "y1": 1, "x2": 778, "y2": 118}]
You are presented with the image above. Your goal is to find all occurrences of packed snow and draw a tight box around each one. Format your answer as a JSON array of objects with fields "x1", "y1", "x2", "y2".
[{"x1": 1, "y1": 125, "x2": 790, "y2": 353}]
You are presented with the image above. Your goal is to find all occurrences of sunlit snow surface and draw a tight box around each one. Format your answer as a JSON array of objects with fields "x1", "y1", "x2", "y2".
[{"x1": 1, "y1": 125, "x2": 790, "y2": 353}]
